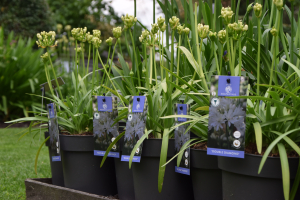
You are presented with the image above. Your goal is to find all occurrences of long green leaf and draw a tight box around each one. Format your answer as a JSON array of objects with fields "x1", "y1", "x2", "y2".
[{"x1": 277, "y1": 143, "x2": 290, "y2": 200}]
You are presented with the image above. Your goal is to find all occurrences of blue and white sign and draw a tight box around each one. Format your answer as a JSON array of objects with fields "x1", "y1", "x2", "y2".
[
  {"x1": 48, "y1": 103, "x2": 55, "y2": 119},
  {"x1": 97, "y1": 96, "x2": 113, "y2": 112},
  {"x1": 94, "y1": 150, "x2": 120, "y2": 158},
  {"x1": 177, "y1": 104, "x2": 187, "y2": 122},
  {"x1": 218, "y1": 76, "x2": 240, "y2": 96},
  {"x1": 132, "y1": 96, "x2": 146, "y2": 113},
  {"x1": 52, "y1": 156, "x2": 61, "y2": 162},
  {"x1": 121, "y1": 155, "x2": 141, "y2": 162},
  {"x1": 175, "y1": 166, "x2": 190, "y2": 175},
  {"x1": 207, "y1": 148, "x2": 244, "y2": 158}
]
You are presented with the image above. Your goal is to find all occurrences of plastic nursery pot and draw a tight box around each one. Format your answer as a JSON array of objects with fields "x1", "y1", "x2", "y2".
[
  {"x1": 132, "y1": 139, "x2": 194, "y2": 200},
  {"x1": 114, "y1": 121, "x2": 135, "y2": 200},
  {"x1": 45, "y1": 132, "x2": 64, "y2": 187},
  {"x1": 218, "y1": 154, "x2": 300, "y2": 200},
  {"x1": 190, "y1": 149, "x2": 222, "y2": 200},
  {"x1": 59, "y1": 134, "x2": 117, "y2": 196}
]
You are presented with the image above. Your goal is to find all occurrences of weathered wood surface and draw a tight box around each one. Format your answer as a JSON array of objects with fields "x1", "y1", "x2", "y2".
[{"x1": 25, "y1": 178, "x2": 119, "y2": 200}]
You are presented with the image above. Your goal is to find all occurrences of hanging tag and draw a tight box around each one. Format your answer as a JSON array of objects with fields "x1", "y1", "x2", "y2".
[
  {"x1": 207, "y1": 75, "x2": 249, "y2": 159},
  {"x1": 93, "y1": 96, "x2": 120, "y2": 158},
  {"x1": 174, "y1": 103, "x2": 190, "y2": 175},
  {"x1": 121, "y1": 96, "x2": 147, "y2": 162},
  {"x1": 47, "y1": 103, "x2": 61, "y2": 162}
]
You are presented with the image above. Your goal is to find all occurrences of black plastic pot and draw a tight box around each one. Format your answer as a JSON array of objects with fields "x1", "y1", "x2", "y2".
[
  {"x1": 190, "y1": 149, "x2": 222, "y2": 200},
  {"x1": 59, "y1": 135, "x2": 117, "y2": 196},
  {"x1": 132, "y1": 139, "x2": 194, "y2": 200},
  {"x1": 219, "y1": 154, "x2": 300, "y2": 200},
  {"x1": 44, "y1": 132, "x2": 64, "y2": 186},
  {"x1": 114, "y1": 122, "x2": 135, "y2": 200}
]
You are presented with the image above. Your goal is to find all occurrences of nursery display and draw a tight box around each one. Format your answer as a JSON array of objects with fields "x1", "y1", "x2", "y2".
[{"x1": 6, "y1": 0, "x2": 300, "y2": 199}]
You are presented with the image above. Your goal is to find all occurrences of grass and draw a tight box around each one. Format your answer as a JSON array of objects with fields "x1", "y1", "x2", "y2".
[{"x1": 0, "y1": 128, "x2": 51, "y2": 199}]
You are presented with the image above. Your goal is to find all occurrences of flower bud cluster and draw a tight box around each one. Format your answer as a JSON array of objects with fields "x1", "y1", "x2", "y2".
[
  {"x1": 270, "y1": 27, "x2": 278, "y2": 37},
  {"x1": 93, "y1": 30, "x2": 101, "y2": 38},
  {"x1": 221, "y1": 7, "x2": 234, "y2": 25},
  {"x1": 253, "y1": 3, "x2": 262, "y2": 18},
  {"x1": 86, "y1": 33, "x2": 94, "y2": 43},
  {"x1": 121, "y1": 14, "x2": 137, "y2": 30},
  {"x1": 58, "y1": 35, "x2": 68, "y2": 44},
  {"x1": 113, "y1": 27, "x2": 122, "y2": 39},
  {"x1": 92, "y1": 37, "x2": 102, "y2": 48},
  {"x1": 169, "y1": 16, "x2": 180, "y2": 30},
  {"x1": 197, "y1": 24, "x2": 210, "y2": 39},
  {"x1": 230, "y1": 20, "x2": 248, "y2": 40},
  {"x1": 139, "y1": 30, "x2": 151, "y2": 44},
  {"x1": 209, "y1": 32, "x2": 217, "y2": 42},
  {"x1": 65, "y1": 25, "x2": 71, "y2": 31},
  {"x1": 41, "y1": 52, "x2": 49, "y2": 64},
  {"x1": 183, "y1": 27, "x2": 190, "y2": 35},
  {"x1": 56, "y1": 24, "x2": 63, "y2": 33},
  {"x1": 106, "y1": 37, "x2": 113, "y2": 46},
  {"x1": 74, "y1": 47, "x2": 82, "y2": 53},
  {"x1": 36, "y1": 31, "x2": 57, "y2": 48},
  {"x1": 71, "y1": 27, "x2": 88, "y2": 42},
  {"x1": 218, "y1": 30, "x2": 226, "y2": 44},
  {"x1": 273, "y1": 0, "x2": 283, "y2": 10},
  {"x1": 151, "y1": 23, "x2": 159, "y2": 35},
  {"x1": 177, "y1": 24, "x2": 185, "y2": 35}
]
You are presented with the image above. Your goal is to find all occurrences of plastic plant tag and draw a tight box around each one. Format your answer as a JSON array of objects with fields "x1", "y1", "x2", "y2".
[
  {"x1": 47, "y1": 103, "x2": 61, "y2": 162},
  {"x1": 207, "y1": 75, "x2": 249, "y2": 159},
  {"x1": 174, "y1": 103, "x2": 190, "y2": 175},
  {"x1": 217, "y1": 76, "x2": 240, "y2": 96},
  {"x1": 93, "y1": 96, "x2": 120, "y2": 158},
  {"x1": 121, "y1": 96, "x2": 147, "y2": 162}
]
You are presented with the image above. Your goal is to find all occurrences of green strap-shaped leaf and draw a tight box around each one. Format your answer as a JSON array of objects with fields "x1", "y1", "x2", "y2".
[
  {"x1": 277, "y1": 143, "x2": 290, "y2": 200},
  {"x1": 100, "y1": 131, "x2": 125, "y2": 168},
  {"x1": 253, "y1": 122, "x2": 262, "y2": 154},
  {"x1": 35, "y1": 136, "x2": 49, "y2": 174},
  {"x1": 158, "y1": 128, "x2": 170, "y2": 193}
]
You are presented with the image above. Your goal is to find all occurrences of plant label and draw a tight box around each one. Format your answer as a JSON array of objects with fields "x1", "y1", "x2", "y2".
[
  {"x1": 174, "y1": 103, "x2": 190, "y2": 175},
  {"x1": 93, "y1": 96, "x2": 120, "y2": 158},
  {"x1": 207, "y1": 75, "x2": 249, "y2": 159},
  {"x1": 47, "y1": 103, "x2": 61, "y2": 162},
  {"x1": 121, "y1": 96, "x2": 148, "y2": 163}
]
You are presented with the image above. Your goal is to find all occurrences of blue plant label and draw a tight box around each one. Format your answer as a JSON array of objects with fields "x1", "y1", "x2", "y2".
[
  {"x1": 122, "y1": 96, "x2": 148, "y2": 163},
  {"x1": 121, "y1": 155, "x2": 141, "y2": 162},
  {"x1": 97, "y1": 96, "x2": 113, "y2": 112},
  {"x1": 47, "y1": 103, "x2": 61, "y2": 162},
  {"x1": 207, "y1": 75, "x2": 249, "y2": 159},
  {"x1": 48, "y1": 103, "x2": 56, "y2": 119},
  {"x1": 93, "y1": 96, "x2": 120, "y2": 158},
  {"x1": 217, "y1": 76, "x2": 240, "y2": 96},
  {"x1": 177, "y1": 104, "x2": 187, "y2": 122},
  {"x1": 52, "y1": 156, "x2": 61, "y2": 161},
  {"x1": 174, "y1": 103, "x2": 190, "y2": 175},
  {"x1": 175, "y1": 167, "x2": 190, "y2": 175},
  {"x1": 132, "y1": 96, "x2": 146, "y2": 113},
  {"x1": 94, "y1": 150, "x2": 120, "y2": 158}
]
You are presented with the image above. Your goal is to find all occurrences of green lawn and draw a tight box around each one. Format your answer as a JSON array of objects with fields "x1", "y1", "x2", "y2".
[{"x1": 0, "y1": 128, "x2": 51, "y2": 199}]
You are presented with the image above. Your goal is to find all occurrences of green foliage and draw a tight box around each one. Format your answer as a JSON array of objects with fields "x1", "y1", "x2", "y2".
[
  {"x1": 0, "y1": 28, "x2": 53, "y2": 121},
  {"x1": 0, "y1": 0, "x2": 55, "y2": 38}
]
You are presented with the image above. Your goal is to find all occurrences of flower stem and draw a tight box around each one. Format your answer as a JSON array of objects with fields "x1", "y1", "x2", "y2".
[
  {"x1": 213, "y1": 42, "x2": 220, "y2": 75},
  {"x1": 171, "y1": 30, "x2": 174, "y2": 78},
  {"x1": 238, "y1": 39, "x2": 242, "y2": 76},
  {"x1": 96, "y1": 49, "x2": 125, "y2": 107},
  {"x1": 86, "y1": 43, "x2": 91, "y2": 76},
  {"x1": 47, "y1": 48, "x2": 63, "y2": 99},
  {"x1": 176, "y1": 35, "x2": 182, "y2": 85},
  {"x1": 257, "y1": 18, "x2": 261, "y2": 97},
  {"x1": 225, "y1": 26, "x2": 233, "y2": 75},
  {"x1": 153, "y1": 39, "x2": 158, "y2": 85},
  {"x1": 149, "y1": 47, "x2": 153, "y2": 85},
  {"x1": 129, "y1": 30, "x2": 141, "y2": 87}
]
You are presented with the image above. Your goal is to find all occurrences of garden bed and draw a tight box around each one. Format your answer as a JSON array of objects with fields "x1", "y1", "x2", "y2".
[{"x1": 25, "y1": 178, "x2": 118, "y2": 200}]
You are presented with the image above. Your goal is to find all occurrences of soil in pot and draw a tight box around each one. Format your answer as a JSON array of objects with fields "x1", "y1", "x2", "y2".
[
  {"x1": 191, "y1": 142, "x2": 222, "y2": 200},
  {"x1": 45, "y1": 132, "x2": 64, "y2": 187},
  {"x1": 132, "y1": 139, "x2": 194, "y2": 200},
  {"x1": 219, "y1": 143, "x2": 300, "y2": 200},
  {"x1": 60, "y1": 134, "x2": 117, "y2": 196},
  {"x1": 114, "y1": 122, "x2": 135, "y2": 200}
]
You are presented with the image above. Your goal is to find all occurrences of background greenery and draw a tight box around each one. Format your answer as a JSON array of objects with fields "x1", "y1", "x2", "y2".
[{"x1": 0, "y1": 128, "x2": 51, "y2": 200}]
